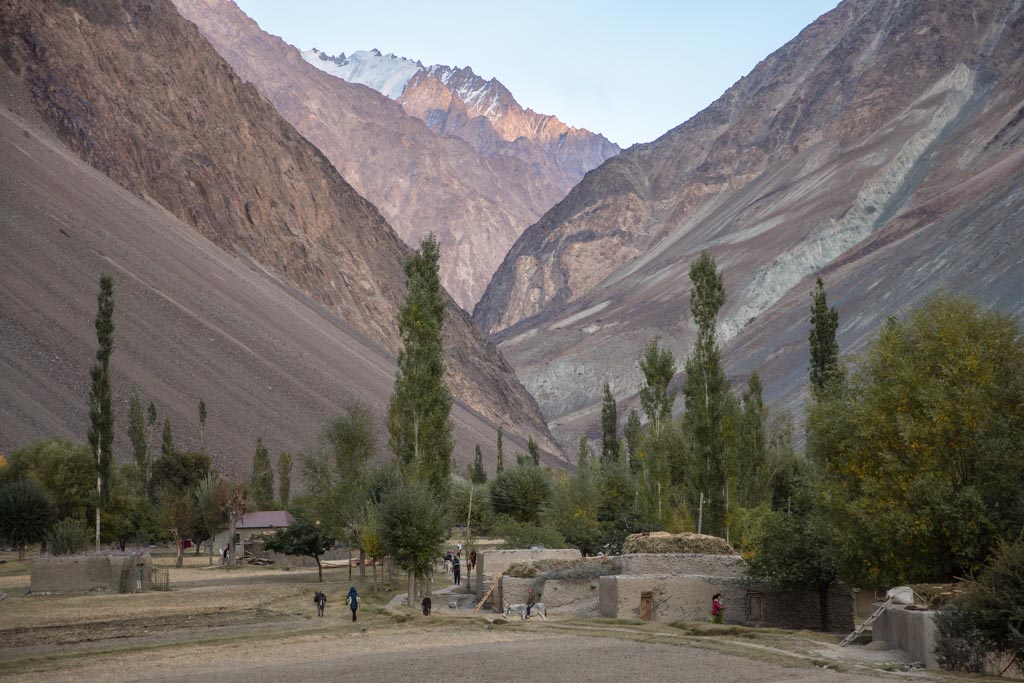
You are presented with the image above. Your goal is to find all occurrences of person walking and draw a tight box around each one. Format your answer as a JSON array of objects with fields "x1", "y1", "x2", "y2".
[
  {"x1": 347, "y1": 586, "x2": 360, "y2": 622},
  {"x1": 711, "y1": 593, "x2": 724, "y2": 624},
  {"x1": 526, "y1": 584, "x2": 536, "y2": 619},
  {"x1": 452, "y1": 554, "x2": 461, "y2": 586}
]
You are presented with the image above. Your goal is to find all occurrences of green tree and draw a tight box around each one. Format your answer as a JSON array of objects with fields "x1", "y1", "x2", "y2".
[
  {"x1": 86, "y1": 273, "x2": 115, "y2": 550},
  {"x1": 263, "y1": 514, "x2": 336, "y2": 582},
  {"x1": 161, "y1": 418, "x2": 174, "y2": 458},
  {"x1": 128, "y1": 386, "x2": 148, "y2": 494},
  {"x1": 812, "y1": 294, "x2": 1024, "y2": 586},
  {"x1": 638, "y1": 339, "x2": 676, "y2": 443},
  {"x1": 490, "y1": 463, "x2": 551, "y2": 524},
  {"x1": 380, "y1": 480, "x2": 448, "y2": 602},
  {"x1": 277, "y1": 452, "x2": 293, "y2": 508},
  {"x1": 733, "y1": 371, "x2": 771, "y2": 508},
  {"x1": 152, "y1": 449, "x2": 211, "y2": 494},
  {"x1": 3, "y1": 438, "x2": 94, "y2": 522},
  {"x1": 192, "y1": 473, "x2": 228, "y2": 565},
  {"x1": 528, "y1": 436, "x2": 540, "y2": 466},
  {"x1": 450, "y1": 477, "x2": 491, "y2": 534},
  {"x1": 156, "y1": 487, "x2": 198, "y2": 568},
  {"x1": 808, "y1": 277, "x2": 840, "y2": 395},
  {"x1": 681, "y1": 251, "x2": 730, "y2": 536},
  {"x1": 198, "y1": 399, "x2": 208, "y2": 452},
  {"x1": 49, "y1": 518, "x2": 92, "y2": 556},
  {"x1": 388, "y1": 235, "x2": 453, "y2": 502},
  {"x1": 577, "y1": 436, "x2": 590, "y2": 469},
  {"x1": 601, "y1": 383, "x2": 621, "y2": 463},
  {"x1": 470, "y1": 445, "x2": 487, "y2": 484},
  {"x1": 323, "y1": 401, "x2": 377, "y2": 477},
  {"x1": 624, "y1": 408, "x2": 642, "y2": 474},
  {"x1": 496, "y1": 426, "x2": 504, "y2": 474},
  {"x1": 0, "y1": 480, "x2": 57, "y2": 560},
  {"x1": 251, "y1": 437, "x2": 274, "y2": 510}
]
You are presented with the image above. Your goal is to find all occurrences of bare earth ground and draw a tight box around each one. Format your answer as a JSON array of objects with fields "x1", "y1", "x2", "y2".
[{"x1": 0, "y1": 550, "x2": 979, "y2": 682}]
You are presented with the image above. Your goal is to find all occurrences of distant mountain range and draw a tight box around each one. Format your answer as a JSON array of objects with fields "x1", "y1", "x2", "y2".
[
  {"x1": 473, "y1": 0, "x2": 1024, "y2": 444},
  {"x1": 171, "y1": 0, "x2": 618, "y2": 311}
]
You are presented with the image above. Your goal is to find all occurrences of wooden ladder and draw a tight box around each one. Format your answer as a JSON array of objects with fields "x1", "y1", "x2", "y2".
[
  {"x1": 472, "y1": 571, "x2": 503, "y2": 614},
  {"x1": 839, "y1": 596, "x2": 894, "y2": 646}
]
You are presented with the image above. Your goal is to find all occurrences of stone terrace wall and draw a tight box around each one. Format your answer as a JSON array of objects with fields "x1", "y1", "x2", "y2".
[
  {"x1": 31, "y1": 554, "x2": 153, "y2": 594},
  {"x1": 873, "y1": 605, "x2": 938, "y2": 669},
  {"x1": 759, "y1": 586, "x2": 854, "y2": 633},
  {"x1": 612, "y1": 553, "x2": 746, "y2": 577},
  {"x1": 475, "y1": 549, "x2": 581, "y2": 598}
]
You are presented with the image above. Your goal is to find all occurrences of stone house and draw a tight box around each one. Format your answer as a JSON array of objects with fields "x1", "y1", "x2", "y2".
[{"x1": 213, "y1": 510, "x2": 294, "y2": 556}]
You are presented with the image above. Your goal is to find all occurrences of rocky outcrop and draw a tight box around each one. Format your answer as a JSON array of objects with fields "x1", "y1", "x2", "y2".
[
  {"x1": 474, "y1": 0, "x2": 1024, "y2": 444},
  {"x1": 0, "y1": 0, "x2": 563, "y2": 463},
  {"x1": 172, "y1": 1, "x2": 615, "y2": 311}
]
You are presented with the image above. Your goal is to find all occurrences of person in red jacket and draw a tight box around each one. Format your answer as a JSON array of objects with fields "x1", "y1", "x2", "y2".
[{"x1": 711, "y1": 593, "x2": 724, "y2": 624}]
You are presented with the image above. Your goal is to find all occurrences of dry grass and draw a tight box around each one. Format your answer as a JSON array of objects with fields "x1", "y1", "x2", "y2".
[{"x1": 622, "y1": 532, "x2": 736, "y2": 555}]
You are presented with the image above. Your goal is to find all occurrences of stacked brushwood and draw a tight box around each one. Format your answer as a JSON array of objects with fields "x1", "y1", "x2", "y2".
[{"x1": 621, "y1": 532, "x2": 735, "y2": 555}]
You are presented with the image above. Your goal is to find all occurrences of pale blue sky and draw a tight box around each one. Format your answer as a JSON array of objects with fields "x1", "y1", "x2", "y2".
[{"x1": 236, "y1": 0, "x2": 839, "y2": 147}]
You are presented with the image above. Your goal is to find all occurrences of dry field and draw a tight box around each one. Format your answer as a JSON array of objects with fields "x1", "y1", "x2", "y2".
[{"x1": 0, "y1": 549, "x2": 950, "y2": 682}]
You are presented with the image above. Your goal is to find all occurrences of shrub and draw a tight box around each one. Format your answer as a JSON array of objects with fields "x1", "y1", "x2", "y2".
[
  {"x1": 492, "y1": 515, "x2": 565, "y2": 550},
  {"x1": 49, "y1": 518, "x2": 92, "y2": 555},
  {"x1": 490, "y1": 464, "x2": 551, "y2": 524},
  {"x1": 0, "y1": 479, "x2": 57, "y2": 559}
]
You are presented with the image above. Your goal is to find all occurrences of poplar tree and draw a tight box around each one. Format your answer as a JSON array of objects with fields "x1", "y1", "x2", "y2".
[
  {"x1": 471, "y1": 445, "x2": 487, "y2": 484},
  {"x1": 735, "y1": 370, "x2": 769, "y2": 508},
  {"x1": 161, "y1": 418, "x2": 175, "y2": 458},
  {"x1": 528, "y1": 436, "x2": 540, "y2": 466},
  {"x1": 87, "y1": 273, "x2": 115, "y2": 550},
  {"x1": 601, "y1": 383, "x2": 621, "y2": 463},
  {"x1": 577, "y1": 436, "x2": 590, "y2": 469},
  {"x1": 624, "y1": 409, "x2": 642, "y2": 474},
  {"x1": 639, "y1": 340, "x2": 676, "y2": 443},
  {"x1": 809, "y1": 277, "x2": 840, "y2": 395},
  {"x1": 496, "y1": 427, "x2": 504, "y2": 474},
  {"x1": 277, "y1": 452, "x2": 293, "y2": 508},
  {"x1": 198, "y1": 399, "x2": 208, "y2": 452},
  {"x1": 681, "y1": 251, "x2": 730, "y2": 536},
  {"x1": 387, "y1": 234, "x2": 453, "y2": 501},
  {"x1": 128, "y1": 386, "x2": 148, "y2": 492},
  {"x1": 251, "y1": 437, "x2": 274, "y2": 510}
]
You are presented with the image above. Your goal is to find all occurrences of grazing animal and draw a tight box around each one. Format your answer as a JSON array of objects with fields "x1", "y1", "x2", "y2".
[
  {"x1": 313, "y1": 591, "x2": 327, "y2": 617},
  {"x1": 422, "y1": 597, "x2": 432, "y2": 616},
  {"x1": 503, "y1": 602, "x2": 547, "y2": 620}
]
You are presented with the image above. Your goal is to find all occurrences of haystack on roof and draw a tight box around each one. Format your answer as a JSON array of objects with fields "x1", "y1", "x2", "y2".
[{"x1": 622, "y1": 532, "x2": 735, "y2": 555}]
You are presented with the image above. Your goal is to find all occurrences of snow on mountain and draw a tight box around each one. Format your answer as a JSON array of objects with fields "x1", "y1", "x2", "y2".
[{"x1": 302, "y1": 48, "x2": 422, "y2": 100}]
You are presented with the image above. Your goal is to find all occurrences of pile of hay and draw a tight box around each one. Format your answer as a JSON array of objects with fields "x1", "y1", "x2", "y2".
[
  {"x1": 622, "y1": 532, "x2": 735, "y2": 555},
  {"x1": 504, "y1": 562, "x2": 540, "y2": 578}
]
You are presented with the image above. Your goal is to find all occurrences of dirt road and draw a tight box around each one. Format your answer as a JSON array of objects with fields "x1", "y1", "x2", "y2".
[{"x1": 6, "y1": 627, "x2": 895, "y2": 682}]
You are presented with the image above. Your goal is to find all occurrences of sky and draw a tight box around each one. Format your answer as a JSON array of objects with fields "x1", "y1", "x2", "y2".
[{"x1": 236, "y1": 0, "x2": 840, "y2": 148}]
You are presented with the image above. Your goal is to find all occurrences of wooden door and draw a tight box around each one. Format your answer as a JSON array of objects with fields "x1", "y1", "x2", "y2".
[{"x1": 640, "y1": 592, "x2": 653, "y2": 621}]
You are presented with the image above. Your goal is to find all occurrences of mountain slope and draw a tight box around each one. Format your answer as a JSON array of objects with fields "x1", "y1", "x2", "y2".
[
  {"x1": 173, "y1": 0, "x2": 615, "y2": 310},
  {"x1": 474, "y1": 0, "x2": 1024, "y2": 442},
  {"x1": 0, "y1": 0, "x2": 563, "y2": 464}
]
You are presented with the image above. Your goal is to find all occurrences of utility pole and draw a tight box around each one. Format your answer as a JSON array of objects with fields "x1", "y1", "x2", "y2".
[
  {"x1": 698, "y1": 492, "x2": 704, "y2": 535},
  {"x1": 466, "y1": 486, "x2": 474, "y2": 591}
]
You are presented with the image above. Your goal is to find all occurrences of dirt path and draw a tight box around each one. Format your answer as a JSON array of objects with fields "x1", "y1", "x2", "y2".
[{"x1": 3, "y1": 626, "x2": 900, "y2": 682}]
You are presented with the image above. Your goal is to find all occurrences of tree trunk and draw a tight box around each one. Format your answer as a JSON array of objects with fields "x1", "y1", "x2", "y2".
[
  {"x1": 175, "y1": 532, "x2": 184, "y2": 568},
  {"x1": 208, "y1": 538, "x2": 214, "y2": 566},
  {"x1": 316, "y1": 556, "x2": 323, "y2": 582},
  {"x1": 18, "y1": 544, "x2": 25, "y2": 561},
  {"x1": 348, "y1": 547, "x2": 352, "y2": 581},
  {"x1": 359, "y1": 549, "x2": 366, "y2": 583},
  {"x1": 227, "y1": 515, "x2": 237, "y2": 565},
  {"x1": 407, "y1": 570, "x2": 415, "y2": 608}
]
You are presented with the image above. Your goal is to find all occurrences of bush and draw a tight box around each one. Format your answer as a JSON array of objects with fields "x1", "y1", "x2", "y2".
[
  {"x1": 0, "y1": 479, "x2": 57, "y2": 559},
  {"x1": 936, "y1": 537, "x2": 1024, "y2": 674},
  {"x1": 49, "y1": 518, "x2": 92, "y2": 555},
  {"x1": 492, "y1": 515, "x2": 565, "y2": 550},
  {"x1": 490, "y1": 464, "x2": 551, "y2": 524}
]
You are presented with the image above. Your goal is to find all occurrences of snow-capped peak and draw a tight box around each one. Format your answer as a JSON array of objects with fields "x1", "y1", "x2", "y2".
[{"x1": 302, "y1": 48, "x2": 422, "y2": 100}]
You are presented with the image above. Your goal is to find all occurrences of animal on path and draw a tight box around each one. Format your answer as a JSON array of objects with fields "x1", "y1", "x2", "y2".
[
  {"x1": 313, "y1": 591, "x2": 327, "y2": 617},
  {"x1": 422, "y1": 597, "x2": 432, "y2": 616},
  {"x1": 503, "y1": 602, "x2": 546, "y2": 620}
]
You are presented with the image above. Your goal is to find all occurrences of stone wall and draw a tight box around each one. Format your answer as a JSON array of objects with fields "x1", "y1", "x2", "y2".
[
  {"x1": 31, "y1": 554, "x2": 153, "y2": 594},
  {"x1": 498, "y1": 576, "x2": 601, "y2": 617},
  {"x1": 873, "y1": 605, "x2": 938, "y2": 669},
  {"x1": 612, "y1": 553, "x2": 746, "y2": 578},
  {"x1": 599, "y1": 574, "x2": 854, "y2": 632},
  {"x1": 475, "y1": 548, "x2": 581, "y2": 599}
]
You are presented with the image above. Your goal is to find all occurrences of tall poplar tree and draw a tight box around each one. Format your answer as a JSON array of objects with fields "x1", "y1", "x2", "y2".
[
  {"x1": 809, "y1": 277, "x2": 840, "y2": 395},
  {"x1": 387, "y1": 234, "x2": 453, "y2": 501},
  {"x1": 601, "y1": 383, "x2": 621, "y2": 463},
  {"x1": 87, "y1": 273, "x2": 115, "y2": 550},
  {"x1": 624, "y1": 409, "x2": 642, "y2": 474},
  {"x1": 471, "y1": 445, "x2": 487, "y2": 484},
  {"x1": 128, "y1": 386, "x2": 147, "y2": 493},
  {"x1": 638, "y1": 340, "x2": 676, "y2": 443},
  {"x1": 528, "y1": 436, "x2": 540, "y2": 467},
  {"x1": 251, "y1": 437, "x2": 274, "y2": 510},
  {"x1": 681, "y1": 251, "x2": 730, "y2": 536},
  {"x1": 277, "y1": 451, "x2": 292, "y2": 508},
  {"x1": 496, "y1": 426, "x2": 505, "y2": 474},
  {"x1": 161, "y1": 418, "x2": 175, "y2": 458},
  {"x1": 734, "y1": 370, "x2": 769, "y2": 508},
  {"x1": 198, "y1": 399, "x2": 208, "y2": 452}
]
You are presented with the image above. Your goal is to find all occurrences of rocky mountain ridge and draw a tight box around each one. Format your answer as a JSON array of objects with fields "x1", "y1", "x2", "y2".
[
  {"x1": 474, "y1": 0, "x2": 1024, "y2": 444},
  {"x1": 0, "y1": 0, "x2": 563, "y2": 465}
]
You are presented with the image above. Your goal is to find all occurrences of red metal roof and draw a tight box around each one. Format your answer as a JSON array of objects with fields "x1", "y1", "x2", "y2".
[{"x1": 235, "y1": 511, "x2": 294, "y2": 529}]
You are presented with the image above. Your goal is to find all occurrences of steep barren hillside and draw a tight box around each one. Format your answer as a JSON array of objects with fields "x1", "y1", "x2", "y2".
[
  {"x1": 172, "y1": 0, "x2": 604, "y2": 310},
  {"x1": 474, "y1": 0, "x2": 1024, "y2": 442},
  {"x1": 0, "y1": 0, "x2": 562, "y2": 463}
]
